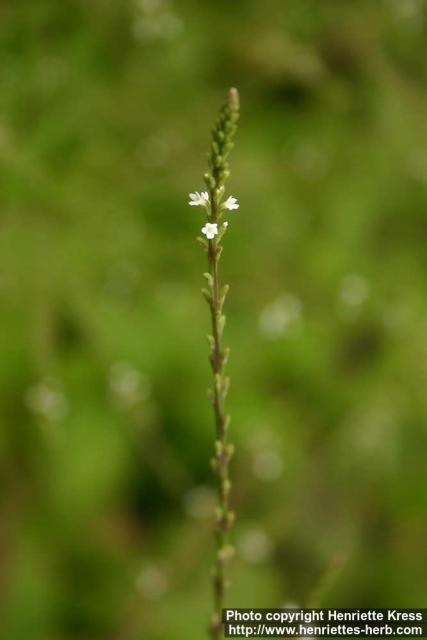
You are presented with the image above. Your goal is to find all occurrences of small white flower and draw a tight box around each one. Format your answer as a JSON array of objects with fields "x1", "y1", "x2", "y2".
[
  {"x1": 189, "y1": 191, "x2": 209, "y2": 207},
  {"x1": 223, "y1": 221, "x2": 229, "y2": 229},
  {"x1": 201, "y1": 223, "x2": 218, "y2": 239},
  {"x1": 223, "y1": 195, "x2": 239, "y2": 211}
]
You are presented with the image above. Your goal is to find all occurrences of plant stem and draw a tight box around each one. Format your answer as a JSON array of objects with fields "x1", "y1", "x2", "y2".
[
  {"x1": 207, "y1": 192, "x2": 234, "y2": 639},
  {"x1": 192, "y1": 88, "x2": 239, "y2": 638}
]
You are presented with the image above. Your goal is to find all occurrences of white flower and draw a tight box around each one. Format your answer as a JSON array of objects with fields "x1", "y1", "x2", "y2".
[
  {"x1": 201, "y1": 223, "x2": 218, "y2": 239},
  {"x1": 223, "y1": 195, "x2": 239, "y2": 211},
  {"x1": 223, "y1": 221, "x2": 228, "y2": 229},
  {"x1": 189, "y1": 191, "x2": 209, "y2": 207}
]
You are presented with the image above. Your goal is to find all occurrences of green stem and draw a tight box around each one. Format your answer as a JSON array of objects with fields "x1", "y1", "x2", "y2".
[
  {"x1": 196, "y1": 87, "x2": 239, "y2": 638},
  {"x1": 208, "y1": 190, "x2": 234, "y2": 639}
]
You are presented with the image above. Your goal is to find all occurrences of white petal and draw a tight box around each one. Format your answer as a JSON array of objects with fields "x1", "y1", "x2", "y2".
[
  {"x1": 201, "y1": 223, "x2": 218, "y2": 239},
  {"x1": 224, "y1": 196, "x2": 239, "y2": 211},
  {"x1": 189, "y1": 191, "x2": 210, "y2": 207}
]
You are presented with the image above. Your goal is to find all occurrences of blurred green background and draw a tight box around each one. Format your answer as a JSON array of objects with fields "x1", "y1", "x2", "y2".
[{"x1": 1, "y1": 0, "x2": 427, "y2": 638}]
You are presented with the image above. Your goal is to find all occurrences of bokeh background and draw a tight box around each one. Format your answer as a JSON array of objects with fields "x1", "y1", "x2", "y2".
[{"x1": 1, "y1": 0, "x2": 427, "y2": 638}]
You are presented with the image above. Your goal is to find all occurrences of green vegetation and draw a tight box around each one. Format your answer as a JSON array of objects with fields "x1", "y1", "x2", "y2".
[{"x1": 1, "y1": 1, "x2": 426, "y2": 639}]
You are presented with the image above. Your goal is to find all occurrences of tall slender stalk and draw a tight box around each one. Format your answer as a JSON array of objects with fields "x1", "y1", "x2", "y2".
[{"x1": 188, "y1": 88, "x2": 240, "y2": 639}]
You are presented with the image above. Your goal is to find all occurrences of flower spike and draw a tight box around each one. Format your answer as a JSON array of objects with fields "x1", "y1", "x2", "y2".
[{"x1": 190, "y1": 88, "x2": 240, "y2": 640}]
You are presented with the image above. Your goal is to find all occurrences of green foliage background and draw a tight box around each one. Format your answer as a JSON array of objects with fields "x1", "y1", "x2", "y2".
[{"x1": 1, "y1": 0, "x2": 426, "y2": 638}]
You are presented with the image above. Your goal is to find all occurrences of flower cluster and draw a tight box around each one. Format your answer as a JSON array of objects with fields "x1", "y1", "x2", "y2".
[
  {"x1": 188, "y1": 191, "x2": 239, "y2": 238},
  {"x1": 188, "y1": 87, "x2": 240, "y2": 245}
]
